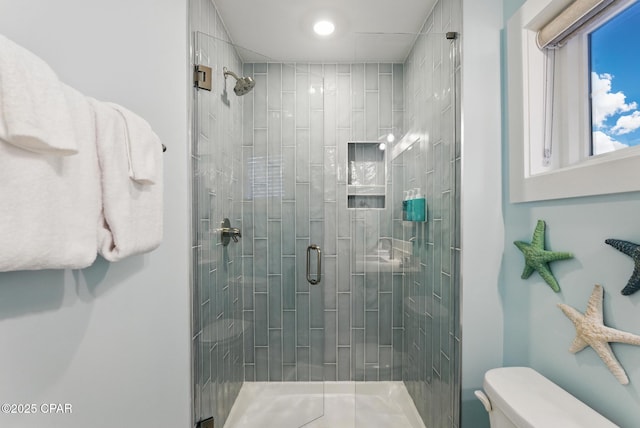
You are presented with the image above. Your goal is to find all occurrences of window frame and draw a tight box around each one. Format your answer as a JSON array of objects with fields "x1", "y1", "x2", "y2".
[{"x1": 507, "y1": 0, "x2": 640, "y2": 202}]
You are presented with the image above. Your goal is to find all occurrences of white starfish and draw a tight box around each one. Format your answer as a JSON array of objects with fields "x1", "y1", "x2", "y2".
[{"x1": 558, "y1": 284, "x2": 640, "y2": 385}]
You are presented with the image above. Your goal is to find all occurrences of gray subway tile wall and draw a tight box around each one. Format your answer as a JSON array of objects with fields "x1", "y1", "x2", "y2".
[
  {"x1": 241, "y1": 61, "x2": 406, "y2": 384},
  {"x1": 399, "y1": 0, "x2": 462, "y2": 426}
]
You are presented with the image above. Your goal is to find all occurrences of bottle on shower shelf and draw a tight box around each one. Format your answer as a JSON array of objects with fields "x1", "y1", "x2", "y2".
[{"x1": 412, "y1": 188, "x2": 426, "y2": 222}]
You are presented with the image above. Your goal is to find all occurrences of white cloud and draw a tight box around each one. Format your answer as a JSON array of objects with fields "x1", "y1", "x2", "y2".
[
  {"x1": 591, "y1": 72, "x2": 637, "y2": 128},
  {"x1": 611, "y1": 111, "x2": 640, "y2": 135},
  {"x1": 592, "y1": 130, "x2": 629, "y2": 155}
]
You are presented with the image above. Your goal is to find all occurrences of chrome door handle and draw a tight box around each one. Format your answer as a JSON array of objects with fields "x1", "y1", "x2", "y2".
[{"x1": 306, "y1": 244, "x2": 321, "y2": 285}]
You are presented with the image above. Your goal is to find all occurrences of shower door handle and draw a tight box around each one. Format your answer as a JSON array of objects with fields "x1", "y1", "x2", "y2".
[{"x1": 306, "y1": 244, "x2": 321, "y2": 285}]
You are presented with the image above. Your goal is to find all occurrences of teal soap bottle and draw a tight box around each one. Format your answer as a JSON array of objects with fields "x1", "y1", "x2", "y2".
[
  {"x1": 412, "y1": 188, "x2": 426, "y2": 222},
  {"x1": 406, "y1": 189, "x2": 415, "y2": 221},
  {"x1": 402, "y1": 191, "x2": 409, "y2": 221}
]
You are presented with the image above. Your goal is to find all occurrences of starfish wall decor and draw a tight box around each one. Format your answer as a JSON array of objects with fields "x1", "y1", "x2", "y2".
[
  {"x1": 514, "y1": 220, "x2": 573, "y2": 292},
  {"x1": 558, "y1": 284, "x2": 640, "y2": 385},
  {"x1": 604, "y1": 239, "x2": 640, "y2": 296}
]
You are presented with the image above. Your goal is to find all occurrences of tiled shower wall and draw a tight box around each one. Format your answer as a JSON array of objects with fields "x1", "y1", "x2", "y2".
[
  {"x1": 190, "y1": 0, "x2": 245, "y2": 426},
  {"x1": 240, "y1": 63, "x2": 406, "y2": 382},
  {"x1": 332, "y1": 64, "x2": 406, "y2": 382},
  {"x1": 239, "y1": 62, "x2": 326, "y2": 382},
  {"x1": 400, "y1": 0, "x2": 462, "y2": 427}
]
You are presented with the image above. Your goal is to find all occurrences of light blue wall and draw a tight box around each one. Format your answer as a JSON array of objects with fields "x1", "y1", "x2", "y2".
[
  {"x1": 460, "y1": 0, "x2": 505, "y2": 426},
  {"x1": 501, "y1": 1, "x2": 640, "y2": 426},
  {"x1": 0, "y1": 1, "x2": 191, "y2": 427}
]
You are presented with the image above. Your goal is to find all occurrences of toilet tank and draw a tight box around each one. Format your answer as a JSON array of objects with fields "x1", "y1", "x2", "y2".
[{"x1": 478, "y1": 367, "x2": 619, "y2": 428}]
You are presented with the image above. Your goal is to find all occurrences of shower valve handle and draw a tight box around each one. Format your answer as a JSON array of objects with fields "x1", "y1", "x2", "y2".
[
  {"x1": 219, "y1": 218, "x2": 242, "y2": 246},
  {"x1": 221, "y1": 227, "x2": 242, "y2": 242}
]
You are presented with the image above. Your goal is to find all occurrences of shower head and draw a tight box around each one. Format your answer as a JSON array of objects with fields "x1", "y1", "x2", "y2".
[{"x1": 223, "y1": 67, "x2": 255, "y2": 96}]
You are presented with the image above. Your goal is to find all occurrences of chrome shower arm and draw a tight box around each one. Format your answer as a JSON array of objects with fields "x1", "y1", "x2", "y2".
[{"x1": 223, "y1": 67, "x2": 240, "y2": 81}]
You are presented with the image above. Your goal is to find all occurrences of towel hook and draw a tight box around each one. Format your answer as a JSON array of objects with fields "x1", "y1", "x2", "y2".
[{"x1": 161, "y1": 144, "x2": 167, "y2": 153}]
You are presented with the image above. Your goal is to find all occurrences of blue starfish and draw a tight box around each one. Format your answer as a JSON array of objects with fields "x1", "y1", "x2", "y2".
[
  {"x1": 514, "y1": 220, "x2": 573, "y2": 292},
  {"x1": 604, "y1": 239, "x2": 640, "y2": 296}
]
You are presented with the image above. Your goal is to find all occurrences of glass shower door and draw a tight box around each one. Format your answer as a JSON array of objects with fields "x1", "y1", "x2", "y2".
[
  {"x1": 353, "y1": 32, "x2": 460, "y2": 428},
  {"x1": 193, "y1": 31, "x2": 326, "y2": 428},
  {"x1": 192, "y1": 30, "x2": 245, "y2": 428}
]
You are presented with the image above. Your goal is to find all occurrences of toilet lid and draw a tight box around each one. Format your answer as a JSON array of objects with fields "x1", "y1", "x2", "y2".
[{"x1": 483, "y1": 367, "x2": 618, "y2": 428}]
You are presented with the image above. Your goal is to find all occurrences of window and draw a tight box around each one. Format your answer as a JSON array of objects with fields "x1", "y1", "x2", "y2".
[
  {"x1": 590, "y1": 1, "x2": 640, "y2": 155},
  {"x1": 508, "y1": 0, "x2": 640, "y2": 202}
]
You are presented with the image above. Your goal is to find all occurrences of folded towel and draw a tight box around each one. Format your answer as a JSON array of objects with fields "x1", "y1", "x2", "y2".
[
  {"x1": 90, "y1": 99, "x2": 163, "y2": 262},
  {"x1": 0, "y1": 34, "x2": 77, "y2": 155},
  {"x1": 106, "y1": 102, "x2": 162, "y2": 185},
  {"x1": 0, "y1": 84, "x2": 100, "y2": 271}
]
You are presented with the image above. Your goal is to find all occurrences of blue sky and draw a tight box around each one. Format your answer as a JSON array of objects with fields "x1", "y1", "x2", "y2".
[{"x1": 590, "y1": 1, "x2": 640, "y2": 153}]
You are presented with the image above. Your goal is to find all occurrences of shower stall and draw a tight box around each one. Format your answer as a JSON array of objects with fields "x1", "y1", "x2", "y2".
[{"x1": 190, "y1": 1, "x2": 461, "y2": 427}]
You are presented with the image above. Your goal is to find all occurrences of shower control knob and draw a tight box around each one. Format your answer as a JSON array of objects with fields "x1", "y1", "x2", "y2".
[{"x1": 219, "y1": 218, "x2": 242, "y2": 246}]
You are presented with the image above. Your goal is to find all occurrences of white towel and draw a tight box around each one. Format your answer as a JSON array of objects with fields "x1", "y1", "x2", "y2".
[
  {"x1": 0, "y1": 84, "x2": 100, "y2": 271},
  {"x1": 0, "y1": 34, "x2": 77, "y2": 155},
  {"x1": 106, "y1": 102, "x2": 161, "y2": 185},
  {"x1": 90, "y1": 99, "x2": 163, "y2": 262}
]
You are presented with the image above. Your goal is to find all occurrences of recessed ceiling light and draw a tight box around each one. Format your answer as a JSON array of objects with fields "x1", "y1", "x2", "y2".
[{"x1": 313, "y1": 20, "x2": 335, "y2": 36}]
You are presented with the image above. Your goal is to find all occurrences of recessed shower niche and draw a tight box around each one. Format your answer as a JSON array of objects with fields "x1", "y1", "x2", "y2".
[{"x1": 347, "y1": 141, "x2": 387, "y2": 209}]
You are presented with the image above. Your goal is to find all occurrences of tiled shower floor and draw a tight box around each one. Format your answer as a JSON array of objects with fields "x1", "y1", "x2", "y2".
[{"x1": 224, "y1": 381, "x2": 426, "y2": 428}]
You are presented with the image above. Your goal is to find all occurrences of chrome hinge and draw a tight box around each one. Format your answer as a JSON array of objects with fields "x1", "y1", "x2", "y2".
[
  {"x1": 196, "y1": 417, "x2": 214, "y2": 428},
  {"x1": 194, "y1": 64, "x2": 212, "y2": 91}
]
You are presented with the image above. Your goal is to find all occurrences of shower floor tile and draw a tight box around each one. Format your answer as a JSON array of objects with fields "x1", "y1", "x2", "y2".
[{"x1": 224, "y1": 381, "x2": 425, "y2": 428}]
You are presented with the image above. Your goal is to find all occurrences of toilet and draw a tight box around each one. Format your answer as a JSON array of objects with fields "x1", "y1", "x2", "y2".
[{"x1": 475, "y1": 367, "x2": 619, "y2": 427}]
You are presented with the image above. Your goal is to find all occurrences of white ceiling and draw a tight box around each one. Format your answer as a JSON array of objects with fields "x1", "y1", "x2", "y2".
[{"x1": 212, "y1": 0, "x2": 438, "y2": 63}]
